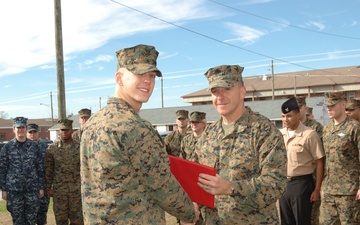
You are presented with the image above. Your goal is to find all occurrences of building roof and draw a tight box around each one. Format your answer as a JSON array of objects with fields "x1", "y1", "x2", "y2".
[
  {"x1": 0, "y1": 118, "x2": 55, "y2": 128},
  {"x1": 182, "y1": 65, "x2": 360, "y2": 98},
  {"x1": 139, "y1": 96, "x2": 326, "y2": 125}
]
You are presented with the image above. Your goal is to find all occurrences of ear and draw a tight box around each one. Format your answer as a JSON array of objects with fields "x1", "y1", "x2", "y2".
[{"x1": 115, "y1": 69, "x2": 124, "y2": 86}]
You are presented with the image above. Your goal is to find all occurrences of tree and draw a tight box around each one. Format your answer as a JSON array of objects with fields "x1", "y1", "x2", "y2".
[{"x1": 0, "y1": 111, "x2": 9, "y2": 119}]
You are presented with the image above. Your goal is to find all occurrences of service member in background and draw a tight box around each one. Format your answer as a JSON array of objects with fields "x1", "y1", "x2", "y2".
[
  {"x1": 45, "y1": 119, "x2": 83, "y2": 225},
  {"x1": 321, "y1": 91, "x2": 360, "y2": 224},
  {"x1": 296, "y1": 96, "x2": 323, "y2": 138},
  {"x1": 345, "y1": 98, "x2": 360, "y2": 122},
  {"x1": 27, "y1": 123, "x2": 50, "y2": 225},
  {"x1": 296, "y1": 96, "x2": 324, "y2": 225},
  {"x1": 0, "y1": 117, "x2": 45, "y2": 225},
  {"x1": 165, "y1": 109, "x2": 191, "y2": 157},
  {"x1": 306, "y1": 107, "x2": 315, "y2": 120},
  {"x1": 72, "y1": 108, "x2": 91, "y2": 142},
  {"x1": 80, "y1": 44, "x2": 198, "y2": 224},
  {"x1": 191, "y1": 65, "x2": 287, "y2": 224},
  {"x1": 180, "y1": 111, "x2": 207, "y2": 225},
  {"x1": 279, "y1": 97, "x2": 325, "y2": 225},
  {"x1": 180, "y1": 111, "x2": 207, "y2": 161}
]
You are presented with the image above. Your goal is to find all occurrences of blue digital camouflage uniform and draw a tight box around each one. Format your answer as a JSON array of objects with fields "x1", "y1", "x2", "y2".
[
  {"x1": 36, "y1": 140, "x2": 50, "y2": 225},
  {"x1": 45, "y1": 139, "x2": 83, "y2": 225},
  {"x1": 192, "y1": 107, "x2": 287, "y2": 225},
  {"x1": 80, "y1": 97, "x2": 195, "y2": 224},
  {"x1": 0, "y1": 138, "x2": 45, "y2": 225},
  {"x1": 321, "y1": 116, "x2": 360, "y2": 224}
]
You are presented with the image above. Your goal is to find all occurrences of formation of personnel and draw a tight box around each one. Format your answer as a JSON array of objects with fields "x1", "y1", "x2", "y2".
[
  {"x1": 72, "y1": 108, "x2": 91, "y2": 142},
  {"x1": 0, "y1": 43, "x2": 359, "y2": 225}
]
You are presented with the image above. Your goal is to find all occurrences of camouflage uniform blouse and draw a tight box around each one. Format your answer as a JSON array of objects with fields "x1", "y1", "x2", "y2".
[
  {"x1": 193, "y1": 108, "x2": 287, "y2": 225},
  {"x1": 165, "y1": 129, "x2": 191, "y2": 157},
  {"x1": 0, "y1": 138, "x2": 45, "y2": 192},
  {"x1": 180, "y1": 133, "x2": 200, "y2": 160},
  {"x1": 80, "y1": 97, "x2": 195, "y2": 225},
  {"x1": 322, "y1": 116, "x2": 360, "y2": 195},
  {"x1": 72, "y1": 129, "x2": 81, "y2": 142},
  {"x1": 45, "y1": 140, "x2": 81, "y2": 193},
  {"x1": 304, "y1": 118, "x2": 323, "y2": 139}
]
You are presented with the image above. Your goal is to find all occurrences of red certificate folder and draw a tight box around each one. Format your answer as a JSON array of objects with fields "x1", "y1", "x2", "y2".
[{"x1": 169, "y1": 155, "x2": 216, "y2": 208}]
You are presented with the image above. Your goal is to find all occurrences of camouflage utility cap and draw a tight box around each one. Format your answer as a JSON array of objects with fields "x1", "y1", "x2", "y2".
[
  {"x1": 116, "y1": 44, "x2": 162, "y2": 77},
  {"x1": 346, "y1": 99, "x2": 360, "y2": 110},
  {"x1": 205, "y1": 65, "x2": 244, "y2": 90},
  {"x1": 176, "y1": 110, "x2": 189, "y2": 119},
  {"x1": 281, "y1": 97, "x2": 299, "y2": 114},
  {"x1": 79, "y1": 108, "x2": 91, "y2": 117},
  {"x1": 296, "y1": 96, "x2": 306, "y2": 107},
  {"x1": 28, "y1": 123, "x2": 39, "y2": 132},
  {"x1": 325, "y1": 91, "x2": 346, "y2": 106},
  {"x1": 190, "y1": 111, "x2": 206, "y2": 122},
  {"x1": 13, "y1": 116, "x2": 28, "y2": 127},
  {"x1": 58, "y1": 119, "x2": 73, "y2": 130},
  {"x1": 306, "y1": 107, "x2": 313, "y2": 115}
]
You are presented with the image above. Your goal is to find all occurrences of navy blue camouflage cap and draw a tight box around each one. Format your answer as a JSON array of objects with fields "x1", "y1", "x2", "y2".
[
  {"x1": 58, "y1": 119, "x2": 73, "y2": 130},
  {"x1": 13, "y1": 116, "x2": 28, "y2": 127},
  {"x1": 281, "y1": 97, "x2": 299, "y2": 114},
  {"x1": 190, "y1": 111, "x2": 206, "y2": 122},
  {"x1": 28, "y1": 123, "x2": 39, "y2": 132},
  {"x1": 176, "y1": 110, "x2": 189, "y2": 119},
  {"x1": 325, "y1": 91, "x2": 346, "y2": 106},
  {"x1": 116, "y1": 44, "x2": 162, "y2": 77},
  {"x1": 346, "y1": 99, "x2": 360, "y2": 110},
  {"x1": 204, "y1": 65, "x2": 244, "y2": 90}
]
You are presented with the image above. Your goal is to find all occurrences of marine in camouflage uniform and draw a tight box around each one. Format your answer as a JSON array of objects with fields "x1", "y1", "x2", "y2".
[
  {"x1": 27, "y1": 123, "x2": 50, "y2": 225},
  {"x1": 165, "y1": 109, "x2": 192, "y2": 157},
  {"x1": 191, "y1": 65, "x2": 287, "y2": 225},
  {"x1": 72, "y1": 108, "x2": 91, "y2": 142},
  {"x1": 45, "y1": 119, "x2": 83, "y2": 225},
  {"x1": 80, "y1": 44, "x2": 196, "y2": 225},
  {"x1": 180, "y1": 111, "x2": 207, "y2": 160},
  {"x1": 0, "y1": 117, "x2": 45, "y2": 225},
  {"x1": 345, "y1": 98, "x2": 360, "y2": 122},
  {"x1": 321, "y1": 91, "x2": 360, "y2": 224}
]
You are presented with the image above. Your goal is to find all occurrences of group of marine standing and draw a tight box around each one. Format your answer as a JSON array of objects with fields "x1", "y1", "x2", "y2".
[{"x1": 0, "y1": 44, "x2": 359, "y2": 225}]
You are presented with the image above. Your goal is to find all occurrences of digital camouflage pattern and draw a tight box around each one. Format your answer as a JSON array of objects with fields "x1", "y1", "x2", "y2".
[
  {"x1": 321, "y1": 116, "x2": 360, "y2": 224},
  {"x1": 192, "y1": 108, "x2": 287, "y2": 225},
  {"x1": 176, "y1": 109, "x2": 189, "y2": 119},
  {"x1": 164, "y1": 129, "x2": 192, "y2": 157},
  {"x1": 322, "y1": 116, "x2": 360, "y2": 195},
  {"x1": 189, "y1": 111, "x2": 206, "y2": 122},
  {"x1": 72, "y1": 129, "x2": 81, "y2": 142},
  {"x1": 180, "y1": 133, "x2": 201, "y2": 160},
  {"x1": 80, "y1": 97, "x2": 195, "y2": 225},
  {"x1": 324, "y1": 91, "x2": 346, "y2": 106},
  {"x1": 45, "y1": 139, "x2": 83, "y2": 225},
  {"x1": 204, "y1": 65, "x2": 244, "y2": 90},
  {"x1": 346, "y1": 98, "x2": 360, "y2": 110},
  {"x1": 0, "y1": 138, "x2": 45, "y2": 225},
  {"x1": 116, "y1": 44, "x2": 162, "y2": 76},
  {"x1": 36, "y1": 140, "x2": 51, "y2": 225},
  {"x1": 304, "y1": 118, "x2": 323, "y2": 139}
]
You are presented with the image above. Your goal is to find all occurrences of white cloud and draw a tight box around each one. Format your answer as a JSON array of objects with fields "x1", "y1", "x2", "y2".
[
  {"x1": 223, "y1": 22, "x2": 266, "y2": 45},
  {"x1": 0, "y1": 0, "x2": 213, "y2": 77},
  {"x1": 306, "y1": 21, "x2": 326, "y2": 31}
]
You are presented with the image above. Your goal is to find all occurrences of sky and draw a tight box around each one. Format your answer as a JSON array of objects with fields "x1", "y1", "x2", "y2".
[{"x1": 1, "y1": 0, "x2": 360, "y2": 119}]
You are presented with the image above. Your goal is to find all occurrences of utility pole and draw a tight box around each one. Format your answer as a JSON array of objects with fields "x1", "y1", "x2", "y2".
[
  {"x1": 271, "y1": 60, "x2": 275, "y2": 100},
  {"x1": 54, "y1": 0, "x2": 66, "y2": 120},
  {"x1": 160, "y1": 76, "x2": 164, "y2": 108},
  {"x1": 99, "y1": 97, "x2": 101, "y2": 109},
  {"x1": 50, "y1": 91, "x2": 54, "y2": 126}
]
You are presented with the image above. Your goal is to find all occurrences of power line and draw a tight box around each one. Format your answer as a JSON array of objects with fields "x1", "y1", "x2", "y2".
[
  {"x1": 208, "y1": 0, "x2": 360, "y2": 40},
  {"x1": 109, "y1": 0, "x2": 352, "y2": 76}
]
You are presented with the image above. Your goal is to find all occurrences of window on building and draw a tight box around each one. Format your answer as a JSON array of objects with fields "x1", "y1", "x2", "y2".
[
  {"x1": 348, "y1": 92, "x2": 355, "y2": 100},
  {"x1": 169, "y1": 125, "x2": 174, "y2": 132}
]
